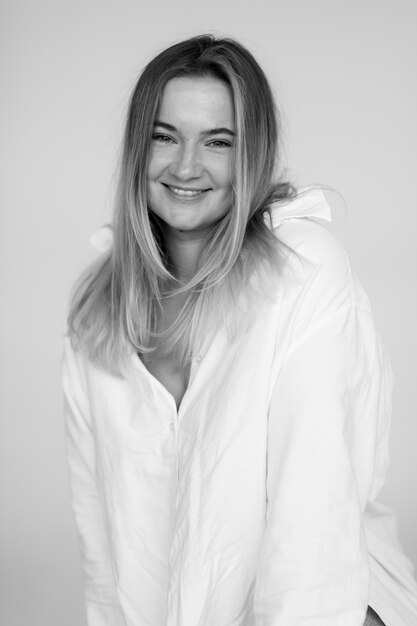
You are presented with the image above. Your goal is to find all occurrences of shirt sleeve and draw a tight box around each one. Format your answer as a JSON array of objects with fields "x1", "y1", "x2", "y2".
[
  {"x1": 62, "y1": 341, "x2": 126, "y2": 626},
  {"x1": 253, "y1": 298, "x2": 394, "y2": 625}
]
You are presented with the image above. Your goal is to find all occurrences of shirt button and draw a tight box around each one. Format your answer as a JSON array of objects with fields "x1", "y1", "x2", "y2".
[{"x1": 169, "y1": 422, "x2": 175, "y2": 433}]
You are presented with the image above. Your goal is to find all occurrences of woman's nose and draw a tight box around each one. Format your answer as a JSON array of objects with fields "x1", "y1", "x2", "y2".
[{"x1": 169, "y1": 144, "x2": 202, "y2": 180}]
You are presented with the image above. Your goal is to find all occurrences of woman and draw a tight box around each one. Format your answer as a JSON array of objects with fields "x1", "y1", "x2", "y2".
[{"x1": 63, "y1": 35, "x2": 417, "y2": 625}]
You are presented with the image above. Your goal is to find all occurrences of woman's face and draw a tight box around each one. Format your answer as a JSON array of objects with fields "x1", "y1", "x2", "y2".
[{"x1": 147, "y1": 76, "x2": 234, "y2": 237}]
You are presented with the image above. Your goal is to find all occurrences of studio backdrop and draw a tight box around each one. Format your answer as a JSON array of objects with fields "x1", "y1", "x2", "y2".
[{"x1": 1, "y1": 1, "x2": 416, "y2": 625}]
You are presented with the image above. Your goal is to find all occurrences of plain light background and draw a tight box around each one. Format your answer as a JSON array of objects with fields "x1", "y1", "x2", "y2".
[{"x1": 1, "y1": 1, "x2": 416, "y2": 624}]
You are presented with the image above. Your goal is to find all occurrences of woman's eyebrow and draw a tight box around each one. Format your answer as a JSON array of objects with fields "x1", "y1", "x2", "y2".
[
  {"x1": 201, "y1": 127, "x2": 235, "y2": 137},
  {"x1": 154, "y1": 121, "x2": 235, "y2": 137}
]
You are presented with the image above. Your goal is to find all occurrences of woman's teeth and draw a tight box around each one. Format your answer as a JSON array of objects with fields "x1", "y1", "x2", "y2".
[{"x1": 168, "y1": 186, "x2": 205, "y2": 197}]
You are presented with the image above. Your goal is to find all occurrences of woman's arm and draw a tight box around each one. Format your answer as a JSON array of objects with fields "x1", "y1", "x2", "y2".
[
  {"x1": 253, "y1": 299, "x2": 392, "y2": 625},
  {"x1": 62, "y1": 341, "x2": 126, "y2": 626}
]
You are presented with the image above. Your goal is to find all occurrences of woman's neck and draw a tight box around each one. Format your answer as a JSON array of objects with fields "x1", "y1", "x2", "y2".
[{"x1": 164, "y1": 227, "x2": 207, "y2": 283}]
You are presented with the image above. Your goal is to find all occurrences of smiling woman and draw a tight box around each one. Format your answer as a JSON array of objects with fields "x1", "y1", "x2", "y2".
[{"x1": 63, "y1": 34, "x2": 417, "y2": 626}]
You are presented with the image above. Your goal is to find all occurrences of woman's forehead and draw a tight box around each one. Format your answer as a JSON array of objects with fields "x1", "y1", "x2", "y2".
[{"x1": 156, "y1": 76, "x2": 234, "y2": 130}]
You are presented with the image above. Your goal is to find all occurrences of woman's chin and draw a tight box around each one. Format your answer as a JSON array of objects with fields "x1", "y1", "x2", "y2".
[{"x1": 164, "y1": 220, "x2": 212, "y2": 237}]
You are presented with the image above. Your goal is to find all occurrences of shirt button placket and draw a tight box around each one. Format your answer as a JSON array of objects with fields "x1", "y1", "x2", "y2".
[{"x1": 167, "y1": 411, "x2": 179, "y2": 488}]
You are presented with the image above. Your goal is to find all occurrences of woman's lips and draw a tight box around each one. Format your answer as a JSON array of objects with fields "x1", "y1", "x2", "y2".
[{"x1": 162, "y1": 183, "x2": 210, "y2": 199}]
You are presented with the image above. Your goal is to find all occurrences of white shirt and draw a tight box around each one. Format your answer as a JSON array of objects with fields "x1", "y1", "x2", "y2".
[{"x1": 63, "y1": 188, "x2": 417, "y2": 626}]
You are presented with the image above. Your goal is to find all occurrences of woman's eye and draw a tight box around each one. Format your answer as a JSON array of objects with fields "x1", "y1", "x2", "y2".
[
  {"x1": 152, "y1": 134, "x2": 174, "y2": 144},
  {"x1": 208, "y1": 139, "x2": 232, "y2": 148}
]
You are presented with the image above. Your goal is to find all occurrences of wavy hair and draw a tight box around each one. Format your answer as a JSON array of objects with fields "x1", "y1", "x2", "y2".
[{"x1": 68, "y1": 34, "x2": 295, "y2": 374}]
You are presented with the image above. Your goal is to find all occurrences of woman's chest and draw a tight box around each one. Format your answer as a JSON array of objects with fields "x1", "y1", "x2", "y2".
[
  {"x1": 86, "y1": 296, "x2": 285, "y2": 449},
  {"x1": 142, "y1": 352, "x2": 191, "y2": 411}
]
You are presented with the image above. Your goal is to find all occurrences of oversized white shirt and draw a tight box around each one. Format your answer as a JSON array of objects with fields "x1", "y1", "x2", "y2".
[{"x1": 63, "y1": 188, "x2": 417, "y2": 626}]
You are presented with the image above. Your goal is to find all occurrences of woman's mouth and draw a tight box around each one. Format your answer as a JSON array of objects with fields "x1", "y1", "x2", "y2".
[{"x1": 163, "y1": 183, "x2": 209, "y2": 199}]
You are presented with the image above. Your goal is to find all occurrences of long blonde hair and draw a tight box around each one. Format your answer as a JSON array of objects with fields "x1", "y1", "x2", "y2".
[{"x1": 68, "y1": 34, "x2": 295, "y2": 375}]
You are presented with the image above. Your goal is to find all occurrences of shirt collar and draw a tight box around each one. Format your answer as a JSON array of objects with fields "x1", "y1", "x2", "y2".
[{"x1": 268, "y1": 186, "x2": 332, "y2": 229}]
